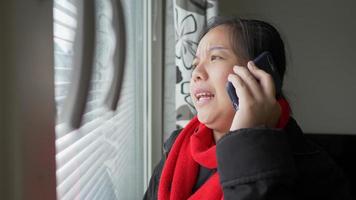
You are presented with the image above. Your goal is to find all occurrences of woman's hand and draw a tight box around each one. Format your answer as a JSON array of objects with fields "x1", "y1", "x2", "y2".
[{"x1": 228, "y1": 61, "x2": 281, "y2": 131}]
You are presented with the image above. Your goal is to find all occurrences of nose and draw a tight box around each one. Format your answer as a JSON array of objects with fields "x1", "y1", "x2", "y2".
[{"x1": 192, "y1": 63, "x2": 208, "y2": 82}]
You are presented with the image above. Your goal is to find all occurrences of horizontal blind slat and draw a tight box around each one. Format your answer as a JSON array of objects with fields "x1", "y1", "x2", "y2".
[
  {"x1": 57, "y1": 147, "x2": 108, "y2": 199},
  {"x1": 56, "y1": 136, "x2": 102, "y2": 185},
  {"x1": 54, "y1": 0, "x2": 144, "y2": 199},
  {"x1": 56, "y1": 112, "x2": 134, "y2": 185}
]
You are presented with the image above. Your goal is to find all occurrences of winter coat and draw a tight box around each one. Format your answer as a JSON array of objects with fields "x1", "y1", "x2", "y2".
[{"x1": 143, "y1": 118, "x2": 352, "y2": 200}]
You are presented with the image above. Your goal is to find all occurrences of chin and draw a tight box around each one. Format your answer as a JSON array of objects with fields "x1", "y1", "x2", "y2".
[
  {"x1": 196, "y1": 109, "x2": 213, "y2": 124},
  {"x1": 197, "y1": 108, "x2": 234, "y2": 132},
  {"x1": 196, "y1": 111, "x2": 220, "y2": 130}
]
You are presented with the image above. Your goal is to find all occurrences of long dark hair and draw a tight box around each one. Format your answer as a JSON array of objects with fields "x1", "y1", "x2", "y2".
[{"x1": 200, "y1": 16, "x2": 287, "y2": 85}]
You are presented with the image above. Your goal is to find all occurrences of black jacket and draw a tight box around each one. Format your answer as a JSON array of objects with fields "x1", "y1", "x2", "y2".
[{"x1": 143, "y1": 118, "x2": 352, "y2": 199}]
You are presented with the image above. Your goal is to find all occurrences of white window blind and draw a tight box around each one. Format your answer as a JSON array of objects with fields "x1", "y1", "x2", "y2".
[{"x1": 53, "y1": 0, "x2": 144, "y2": 199}]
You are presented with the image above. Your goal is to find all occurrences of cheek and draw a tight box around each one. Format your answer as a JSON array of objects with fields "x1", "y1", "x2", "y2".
[
  {"x1": 213, "y1": 68, "x2": 232, "y2": 89},
  {"x1": 211, "y1": 67, "x2": 234, "y2": 104},
  {"x1": 189, "y1": 78, "x2": 195, "y2": 95},
  {"x1": 189, "y1": 79, "x2": 197, "y2": 105}
]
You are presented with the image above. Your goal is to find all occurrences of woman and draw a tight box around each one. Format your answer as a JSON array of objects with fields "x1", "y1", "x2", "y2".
[{"x1": 144, "y1": 16, "x2": 351, "y2": 200}]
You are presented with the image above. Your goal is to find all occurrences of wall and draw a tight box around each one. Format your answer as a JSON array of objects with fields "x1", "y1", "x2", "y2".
[
  {"x1": 0, "y1": 1, "x2": 57, "y2": 199},
  {"x1": 220, "y1": 0, "x2": 356, "y2": 134},
  {"x1": 0, "y1": 1, "x2": 9, "y2": 198}
]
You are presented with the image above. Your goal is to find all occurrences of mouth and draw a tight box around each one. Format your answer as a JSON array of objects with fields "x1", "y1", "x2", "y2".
[{"x1": 194, "y1": 90, "x2": 215, "y2": 105}]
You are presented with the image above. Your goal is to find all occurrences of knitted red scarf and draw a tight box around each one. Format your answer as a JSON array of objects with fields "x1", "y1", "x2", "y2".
[{"x1": 158, "y1": 99, "x2": 290, "y2": 200}]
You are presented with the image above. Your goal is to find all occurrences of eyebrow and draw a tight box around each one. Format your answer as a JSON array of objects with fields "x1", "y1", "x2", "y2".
[
  {"x1": 208, "y1": 46, "x2": 229, "y2": 52},
  {"x1": 194, "y1": 46, "x2": 229, "y2": 60}
]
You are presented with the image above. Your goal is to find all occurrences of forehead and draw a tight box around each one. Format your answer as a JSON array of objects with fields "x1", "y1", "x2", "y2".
[{"x1": 197, "y1": 25, "x2": 232, "y2": 54}]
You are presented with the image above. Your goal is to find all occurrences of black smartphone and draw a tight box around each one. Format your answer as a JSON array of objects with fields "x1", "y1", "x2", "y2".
[{"x1": 226, "y1": 51, "x2": 282, "y2": 111}]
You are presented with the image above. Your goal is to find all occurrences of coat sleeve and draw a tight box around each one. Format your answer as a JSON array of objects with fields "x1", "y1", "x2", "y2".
[
  {"x1": 216, "y1": 128, "x2": 298, "y2": 200},
  {"x1": 216, "y1": 127, "x2": 353, "y2": 200}
]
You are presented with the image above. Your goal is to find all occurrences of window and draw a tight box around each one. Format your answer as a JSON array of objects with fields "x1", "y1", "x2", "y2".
[{"x1": 53, "y1": 0, "x2": 144, "y2": 199}]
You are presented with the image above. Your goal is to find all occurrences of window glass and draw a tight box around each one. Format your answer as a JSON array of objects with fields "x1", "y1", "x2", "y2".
[
  {"x1": 53, "y1": 0, "x2": 77, "y2": 116},
  {"x1": 53, "y1": 0, "x2": 144, "y2": 199}
]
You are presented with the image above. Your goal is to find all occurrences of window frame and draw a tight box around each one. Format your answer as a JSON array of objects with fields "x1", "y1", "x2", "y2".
[{"x1": 142, "y1": 0, "x2": 165, "y2": 189}]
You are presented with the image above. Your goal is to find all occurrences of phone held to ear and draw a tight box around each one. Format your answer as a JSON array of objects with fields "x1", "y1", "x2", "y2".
[{"x1": 226, "y1": 51, "x2": 282, "y2": 111}]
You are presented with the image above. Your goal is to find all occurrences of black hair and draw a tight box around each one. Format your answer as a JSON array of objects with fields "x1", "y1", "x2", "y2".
[{"x1": 199, "y1": 16, "x2": 287, "y2": 85}]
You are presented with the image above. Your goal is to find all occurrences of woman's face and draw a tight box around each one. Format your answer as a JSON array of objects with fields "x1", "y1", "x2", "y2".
[{"x1": 190, "y1": 25, "x2": 242, "y2": 133}]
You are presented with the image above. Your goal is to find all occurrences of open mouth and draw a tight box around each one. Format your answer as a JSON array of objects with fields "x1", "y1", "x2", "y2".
[{"x1": 195, "y1": 92, "x2": 215, "y2": 104}]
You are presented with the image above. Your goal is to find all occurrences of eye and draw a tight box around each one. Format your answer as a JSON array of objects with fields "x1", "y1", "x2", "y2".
[
  {"x1": 191, "y1": 59, "x2": 198, "y2": 69},
  {"x1": 211, "y1": 55, "x2": 223, "y2": 61}
]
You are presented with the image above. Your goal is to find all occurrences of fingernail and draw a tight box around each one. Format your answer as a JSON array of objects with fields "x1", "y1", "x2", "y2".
[
  {"x1": 233, "y1": 65, "x2": 242, "y2": 72},
  {"x1": 248, "y1": 61, "x2": 255, "y2": 69},
  {"x1": 228, "y1": 74, "x2": 232, "y2": 81}
]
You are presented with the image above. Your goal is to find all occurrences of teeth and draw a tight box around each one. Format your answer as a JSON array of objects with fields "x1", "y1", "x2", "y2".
[{"x1": 196, "y1": 92, "x2": 214, "y2": 101}]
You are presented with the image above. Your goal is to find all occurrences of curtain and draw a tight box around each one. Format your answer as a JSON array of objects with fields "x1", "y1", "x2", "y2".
[{"x1": 174, "y1": 0, "x2": 218, "y2": 129}]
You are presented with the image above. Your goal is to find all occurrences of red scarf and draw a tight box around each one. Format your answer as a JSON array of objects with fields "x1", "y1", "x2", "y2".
[{"x1": 158, "y1": 99, "x2": 290, "y2": 200}]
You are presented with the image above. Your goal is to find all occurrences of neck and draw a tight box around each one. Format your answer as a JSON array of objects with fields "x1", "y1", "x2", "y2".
[{"x1": 213, "y1": 130, "x2": 226, "y2": 142}]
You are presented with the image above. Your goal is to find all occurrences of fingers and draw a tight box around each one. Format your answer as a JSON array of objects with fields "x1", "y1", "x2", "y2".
[
  {"x1": 232, "y1": 65, "x2": 263, "y2": 100},
  {"x1": 227, "y1": 73, "x2": 253, "y2": 103},
  {"x1": 247, "y1": 61, "x2": 276, "y2": 98}
]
